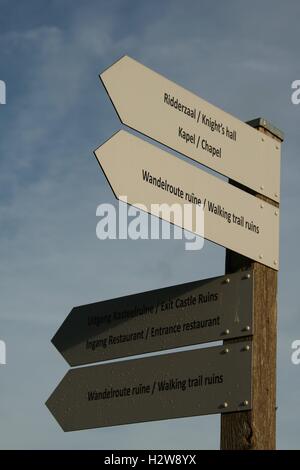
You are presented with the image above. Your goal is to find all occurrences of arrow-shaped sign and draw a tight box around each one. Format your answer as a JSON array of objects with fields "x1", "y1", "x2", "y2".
[
  {"x1": 46, "y1": 342, "x2": 252, "y2": 432},
  {"x1": 94, "y1": 130, "x2": 279, "y2": 269},
  {"x1": 52, "y1": 270, "x2": 253, "y2": 367},
  {"x1": 100, "y1": 56, "x2": 281, "y2": 201}
]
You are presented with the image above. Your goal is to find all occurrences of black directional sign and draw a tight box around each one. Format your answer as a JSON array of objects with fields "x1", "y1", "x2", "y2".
[
  {"x1": 46, "y1": 341, "x2": 252, "y2": 432},
  {"x1": 52, "y1": 270, "x2": 253, "y2": 366}
]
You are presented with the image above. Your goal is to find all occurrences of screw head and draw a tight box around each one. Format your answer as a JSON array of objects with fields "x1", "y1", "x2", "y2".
[
  {"x1": 261, "y1": 137, "x2": 265, "y2": 142},
  {"x1": 274, "y1": 260, "x2": 278, "y2": 265},
  {"x1": 245, "y1": 325, "x2": 251, "y2": 331},
  {"x1": 243, "y1": 400, "x2": 249, "y2": 406},
  {"x1": 245, "y1": 345, "x2": 250, "y2": 351},
  {"x1": 225, "y1": 329, "x2": 230, "y2": 335},
  {"x1": 225, "y1": 278, "x2": 230, "y2": 284},
  {"x1": 259, "y1": 254, "x2": 263, "y2": 260},
  {"x1": 275, "y1": 210, "x2": 278, "y2": 216},
  {"x1": 246, "y1": 273, "x2": 251, "y2": 279},
  {"x1": 224, "y1": 348, "x2": 230, "y2": 354},
  {"x1": 223, "y1": 402, "x2": 228, "y2": 408},
  {"x1": 260, "y1": 203, "x2": 264, "y2": 209},
  {"x1": 260, "y1": 185, "x2": 264, "y2": 190}
]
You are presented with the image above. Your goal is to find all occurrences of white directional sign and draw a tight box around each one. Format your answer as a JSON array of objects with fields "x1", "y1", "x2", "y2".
[
  {"x1": 94, "y1": 131, "x2": 279, "y2": 269},
  {"x1": 100, "y1": 56, "x2": 281, "y2": 202}
]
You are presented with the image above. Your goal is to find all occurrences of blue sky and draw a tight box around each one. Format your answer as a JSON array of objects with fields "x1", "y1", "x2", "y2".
[{"x1": 0, "y1": 0, "x2": 300, "y2": 449}]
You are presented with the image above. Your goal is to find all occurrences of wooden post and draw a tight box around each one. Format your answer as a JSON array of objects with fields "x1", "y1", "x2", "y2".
[{"x1": 220, "y1": 118, "x2": 284, "y2": 450}]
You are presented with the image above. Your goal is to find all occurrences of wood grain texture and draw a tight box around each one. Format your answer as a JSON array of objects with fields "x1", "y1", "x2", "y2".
[{"x1": 220, "y1": 123, "x2": 282, "y2": 450}]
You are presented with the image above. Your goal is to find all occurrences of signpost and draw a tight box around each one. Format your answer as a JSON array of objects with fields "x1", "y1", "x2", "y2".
[
  {"x1": 52, "y1": 271, "x2": 253, "y2": 366},
  {"x1": 94, "y1": 130, "x2": 279, "y2": 269},
  {"x1": 100, "y1": 56, "x2": 281, "y2": 201},
  {"x1": 46, "y1": 342, "x2": 252, "y2": 432},
  {"x1": 220, "y1": 119, "x2": 283, "y2": 450},
  {"x1": 47, "y1": 56, "x2": 283, "y2": 450}
]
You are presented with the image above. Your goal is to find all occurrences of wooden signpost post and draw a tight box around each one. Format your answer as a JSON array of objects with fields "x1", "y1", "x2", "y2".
[
  {"x1": 47, "y1": 56, "x2": 283, "y2": 450},
  {"x1": 221, "y1": 119, "x2": 283, "y2": 450}
]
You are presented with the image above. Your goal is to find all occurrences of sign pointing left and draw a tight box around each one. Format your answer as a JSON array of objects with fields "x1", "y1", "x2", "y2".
[
  {"x1": 94, "y1": 130, "x2": 279, "y2": 269},
  {"x1": 51, "y1": 271, "x2": 253, "y2": 366},
  {"x1": 46, "y1": 342, "x2": 252, "y2": 432},
  {"x1": 100, "y1": 56, "x2": 281, "y2": 201}
]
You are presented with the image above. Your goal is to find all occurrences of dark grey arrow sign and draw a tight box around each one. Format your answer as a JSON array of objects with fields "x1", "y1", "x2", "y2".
[
  {"x1": 52, "y1": 270, "x2": 253, "y2": 366},
  {"x1": 46, "y1": 341, "x2": 252, "y2": 432}
]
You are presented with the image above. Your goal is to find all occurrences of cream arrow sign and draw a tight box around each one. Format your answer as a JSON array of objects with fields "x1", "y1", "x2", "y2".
[
  {"x1": 100, "y1": 56, "x2": 281, "y2": 202},
  {"x1": 94, "y1": 130, "x2": 279, "y2": 269}
]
